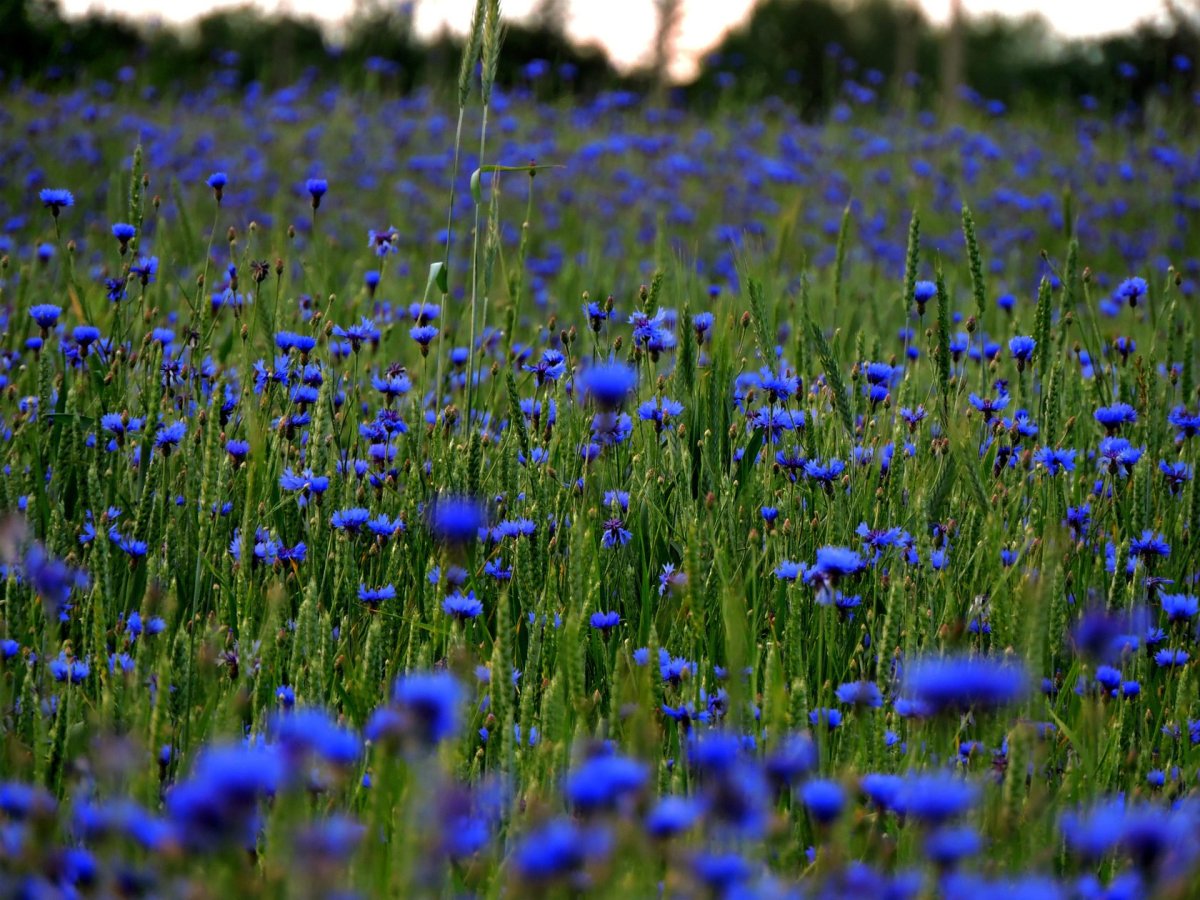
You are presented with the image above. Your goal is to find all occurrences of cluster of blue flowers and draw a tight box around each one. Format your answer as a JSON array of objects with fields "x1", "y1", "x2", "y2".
[{"x1": 2, "y1": 51, "x2": 1200, "y2": 899}]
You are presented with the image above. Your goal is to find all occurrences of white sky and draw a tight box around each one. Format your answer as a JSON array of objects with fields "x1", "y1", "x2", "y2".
[{"x1": 58, "y1": 0, "x2": 1166, "y2": 78}]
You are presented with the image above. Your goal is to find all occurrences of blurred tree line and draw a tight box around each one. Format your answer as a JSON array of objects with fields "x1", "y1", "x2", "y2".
[{"x1": 1, "y1": 0, "x2": 1197, "y2": 115}]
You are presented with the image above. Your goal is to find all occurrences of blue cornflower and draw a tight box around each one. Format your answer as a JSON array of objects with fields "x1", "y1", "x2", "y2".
[
  {"x1": 751, "y1": 405, "x2": 805, "y2": 443},
  {"x1": 225, "y1": 439, "x2": 250, "y2": 462},
  {"x1": 968, "y1": 392, "x2": 1009, "y2": 418},
  {"x1": 1008, "y1": 335, "x2": 1036, "y2": 367},
  {"x1": 368, "y1": 227, "x2": 399, "y2": 256},
  {"x1": 305, "y1": 177, "x2": 328, "y2": 209},
  {"x1": 863, "y1": 361, "x2": 897, "y2": 387},
  {"x1": 484, "y1": 558, "x2": 512, "y2": 580},
  {"x1": 1094, "y1": 403, "x2": 1137, "y2": 434},
  {"x1": 590, "y1": 412, "x2": 632, "y2": 446},
  {"x1": 1095, "y1": 666, "x2": 1121, "y2": 692},
  {"x1": 442, "y1": 590, "x2": 483, "y2": 620},
  {"x1": 168, "y1": 742, "x2": 284, "y2": 841},
  {"x1": 628, "y1": 308, "x2": 671, "y2": 349},
  {"x1": 856, "y1": 522, "x2": 902, "y2": 554},
  {"x1": 409, "y1": 301, "x2": 438, "y2": 324},
  {"x1": 759, "y1": 370, "x2": 800, "y2": 403},
  {"x1": 895, "y1": 774, "x2": 979, "y2": 824},
  {"x1": 862, "y1": 775, "x2": 908, "y2": 816},
  {"x1": 358, "y1": 584, "x2": 396, "y2": 607},
  {"x1": 111, "y1": 222, "x2": 136, "y2": 250},
  {"x1": 383, "y1": 670, "x2": 463, "y2": 746},
  {"x1": 1001, "y1": 409, "x2": 1038, "y2": 438},
  {"x1": 659, "y1": 562, "x2": 687, "y2": 596},
  {"x1": 1154, "y1": 648, "x2": 1189, "y2": 668},
  {"x1": 279, "y1": 468, "x2": 331, "y2": 501},
  {"x1": 603, "y1": 490, "x2": 630, "y2": 511},
  {"x1": 512, "y1": 818, "x2": 608, "y2": 883},
  {"x1": 427, "y1": 496, "x2": 486, "y2": 545},
  {"x1": 584, "y1": 301, "x2": 609, "y2": 331},
  {"x1": 692, "y1": 853, "x2": 752, "y2": 893},
  {"x1": 1168, "y1": 405, "x2": 1200, "y2": 441},
  {"x1": 108, "y1": 527, "x2": 148, "y2": 559},
  {"x1": 601, "y1": 518, "x2": 631, "y2": 549},
  {"x1": 763, "y1": 734, "x2": 817, "y2": 787},
  {"x1": 589, "y1": 611, "x2": 621, "y2": 632},
  {"x1": 105, "y1": 276, "x2": 128, "y2": 301},
  {"x1": 1129, "y1": 530, "x2": 1170, "y2": 560},
  {"x1": 913, "y1": 280, "x2": 937, "y2": 311},
  {"x1": 30, "y1": 304, "x2": 62, "y2": 330},
  {"x1": 205, "y1": 172, "x2": 228, "y2": 201},
  {"x1": 835, "y1": 680, "x2": 883, "y2": 707},
  {"x1": 1060, "y1": 800, "x2": 1126, "y2": 860},
  {"x1": 332, "y1": 317, "x2": 380, "y2": 351},
  {"x1": 658, "y1": 648, "x2": 692, "y2": 685},
  {"x1": 1033, "y1": 447, "x2": 1076, "y2": 476},
  {"x1": 73, "y1": 325, "x2": 101, "y2": 353},
  {"x1": 331, "y1": 508, "x2": 371, "y2": 533},
  {"x1": 1115, "y1": 276, "x2": 1148, "y2": 308},
  {"x1": 801, "y1": 779, "x2": 845, "y2": 825},
  {"x1": 40, "y1": 188, "x2": 75, "y2": 215},
  {"x1": 523, "y1": 349, "x2": 566, "y2": 385},
  {"x1": 901, "y1": 654, "x2": 1027, "y2": 714},
  {"x1": 270, "y1": 708, "x2": 361, "y2": 767},
  {"x1": 777, "y1": 561, "x2": 806, "y2": 580},
  {"x1": 645, "y1": 796, "x2": 703, "y2": 837},
  {"x1": 49, "y1": 652, "x2": 90, "y2": 683},
  {"x1": 924, "y1": 826, "x2": 982, "y2": 867},
  {"x1": 692, "y1": 311, "x2": 714, "y2": 341},
  {"x1": 900, "y1": 405, "x2": 927, "y2": 430},
  {"x1": 129, "y1": 256, "x2": 157, "y2": 285},
  {"x1": 366, "y1": 514, "x2": 404, "y2": 540},
  {"x1": 410, "y1": 325, "x2": 438, "y2": 353},
  {"x1": 804, "y1": 458, "x2": 845, "y2": 485},
  {"x1": 1097, "y1": 437, "x2": 1143, "y2": 477},
  {"x1": 1160, "y1": 460, "x2": 1193, "y2": 495},
  {"x1": 809, "y1": 707, "x2": 843, "y2": 730},
  {"x1": 1161, "y1": 593, "x2": 1198, "y2": 621},
  {"x1": 637, "y1": 397, "x2": 684, "y2": 432},
  {"x1": 566, "y1": 755, "x2": 647, "y2": 812},
  {"x1": 154, "y1": 421, "x2": 186, "y2": 455},
  {"x1": 581, "y1": 361, "x2": 638, "y2": 410},
  {"x1": 805, "y1": 546, "x2": 865, "y2": 588},
  {"x1": 1064, "y1": 504, "x2": 1091, "y2": 540}
]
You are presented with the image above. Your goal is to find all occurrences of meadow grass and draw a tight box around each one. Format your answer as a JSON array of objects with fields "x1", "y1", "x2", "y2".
[{"x1": 0, "y1": 24, "x2": 1199, "y2": 898}]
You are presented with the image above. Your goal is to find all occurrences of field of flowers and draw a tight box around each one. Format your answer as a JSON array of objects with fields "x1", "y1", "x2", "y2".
[{"x1": 2, "y1": 14, "x2": 1200, "y2": 897}]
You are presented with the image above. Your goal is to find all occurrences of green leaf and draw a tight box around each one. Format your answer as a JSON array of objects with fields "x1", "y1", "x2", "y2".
[
  {"x1": 428, "y1": 260, "x2": 448, "y2": 295},
  {"x1": 735, "y1": 427, "x2": 765, "y2": 500}
]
